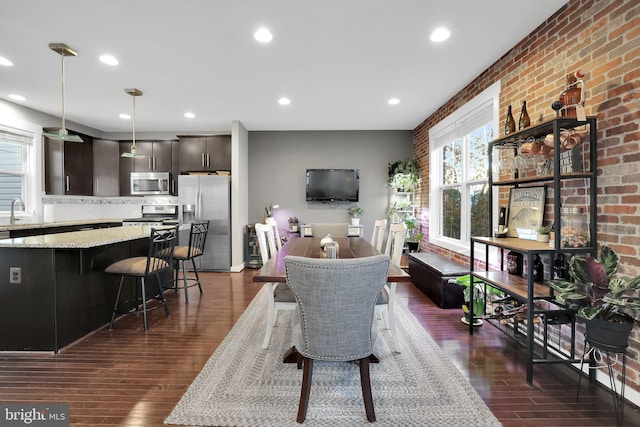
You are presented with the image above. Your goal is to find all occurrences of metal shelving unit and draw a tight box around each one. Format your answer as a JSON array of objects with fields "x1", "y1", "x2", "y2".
[{"x1": 470, "y1": 116, "x2": 597, "y2": 384}]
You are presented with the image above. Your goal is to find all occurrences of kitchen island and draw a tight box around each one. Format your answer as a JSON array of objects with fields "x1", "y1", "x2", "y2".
[{"x1": 0, "y1": 226, "x2": 163, "y2": 352}]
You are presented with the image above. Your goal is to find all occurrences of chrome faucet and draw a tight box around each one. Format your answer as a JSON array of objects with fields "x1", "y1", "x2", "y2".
[{"x1": 10, "y1": 198, "x2": 24, "y2": 225}]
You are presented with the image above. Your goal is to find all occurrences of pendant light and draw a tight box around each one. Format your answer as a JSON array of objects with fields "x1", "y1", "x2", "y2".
[
  {"x1": 43, "y1": 43, "x2": 83, "y2": 143},
  {"x1": 121, "y1": 88, "x2": 145, "y2": 158}
]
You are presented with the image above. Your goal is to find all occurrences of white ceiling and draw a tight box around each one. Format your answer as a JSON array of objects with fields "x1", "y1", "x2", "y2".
[{"x1": 0, "y1": 0, "x2": 567, "y2": 133}]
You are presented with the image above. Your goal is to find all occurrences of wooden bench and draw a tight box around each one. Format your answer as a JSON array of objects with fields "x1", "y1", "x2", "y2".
[{"x1": 408, "y1": 252, "x2": 469, "y2": 309}]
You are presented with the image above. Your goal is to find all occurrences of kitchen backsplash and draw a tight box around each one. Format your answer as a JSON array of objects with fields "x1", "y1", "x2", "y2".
[{"x1": 42, "y1": 196, "x2": 178, "y2": 222}]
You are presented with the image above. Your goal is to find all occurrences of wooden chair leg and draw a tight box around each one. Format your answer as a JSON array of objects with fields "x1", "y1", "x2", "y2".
[
  {"x1": 359, "y1": 357, "x2": 376, "y2": 422},
  {"x1": 297, "y1": 357, "x2": 313, "y2": 423}
]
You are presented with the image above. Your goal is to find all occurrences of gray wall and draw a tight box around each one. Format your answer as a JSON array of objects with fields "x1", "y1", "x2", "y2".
[{"x1": 248, "y1": 130, "x2": 413, "y2": 238}]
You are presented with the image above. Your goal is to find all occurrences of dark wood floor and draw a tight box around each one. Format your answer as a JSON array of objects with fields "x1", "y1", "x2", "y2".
[{"x1": 1, "y1": 270, "x2": 639, "y2": 427}]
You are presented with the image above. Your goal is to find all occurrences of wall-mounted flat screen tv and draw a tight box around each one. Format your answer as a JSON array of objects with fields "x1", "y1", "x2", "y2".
[{"x1": 306, "y1": 169, "x2": 359, "y2": 202}]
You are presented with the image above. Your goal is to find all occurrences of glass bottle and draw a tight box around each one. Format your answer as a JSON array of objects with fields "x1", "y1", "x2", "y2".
[
  {"x1": 518, "y1": 100, "x2": 530, "y2": 130},
  {"x1": 532, "y1": 254, "x2": 544, "y2": 282},
  {"x1": 552, "y1": 253, "x2": 569, "y2": 280},
  {"x1": 504, "y1": 105, "x2": 516, "y2": 135},
  {"x1": 507, "y1": 250, "x2": 523, "y2": 275}
]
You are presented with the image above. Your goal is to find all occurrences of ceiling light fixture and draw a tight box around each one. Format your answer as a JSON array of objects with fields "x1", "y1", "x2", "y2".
[
  {"x1": 0, "y1": 56, "x2": 13, "y2": 66},
  {"x1": 43, "y1": 43, "x2": 83, "y2": 142},
  {"x1": 184, "y1": 112, "x2": 195, "y2": 119},
  {"x1": 121, "y1": 88, "x2": 145, "y2": 159},
  {"x1": 99, "y1": 54, "x2": 119, "y2": 66},
  {"x1": 9, "y1": 94, "x2": 26, "y2": 102},
  {"x1": 254, "y1": 27, "x2": 273, "y2": 43},
  {"x1": 388, "y1": 98, "x2": 400, "y2": 105},
  {"x1": 278, "y1": 97, "x2": 291, "y2": 105},
  {"x1": 119, "y1": 113, "x2": 130, "y2": 120},
  {"x1": 430, "y1": 27, "x2": 451, "y2": 42}
]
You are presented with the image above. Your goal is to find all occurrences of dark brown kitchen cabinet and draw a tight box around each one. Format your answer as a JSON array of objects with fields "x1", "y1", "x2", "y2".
[
  {"x1": 44, "y1": 131, "x2": 94, "y2": 196},
  {"x1": 93, "y1": 139, "x2": 120, "y2": 196},
  {"x1": 119, "y1": 140, "x2": 176, "y2": 195},
  {"x1": 178, "y1": 135, "x2": 231, "y2": 173}
]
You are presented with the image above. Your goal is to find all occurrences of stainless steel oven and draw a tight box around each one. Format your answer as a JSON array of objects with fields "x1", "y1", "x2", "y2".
[
  {"x1": 130, "y1": 172, "x2": 171, "y2": 195},
  {"x1": 122, "y1": 204, "x2": 179, "y2": 227}
]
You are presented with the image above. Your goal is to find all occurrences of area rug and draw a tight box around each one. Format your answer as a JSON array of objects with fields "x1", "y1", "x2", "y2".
[{"x1": 165, "y1": 286, "x2": 502, "y2": 427}]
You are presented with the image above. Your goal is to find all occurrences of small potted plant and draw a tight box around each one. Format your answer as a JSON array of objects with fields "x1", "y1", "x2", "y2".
[
  {"x1": 288, "y1": 216, "x2": 299, "y2": 232},
  {"x1": 548, "y1": 246, "x2": 640, "y2": 350},
  {"x1": 348, "y1": 205, "x2": 364, "y2": 225},
  {"x1": 536, "y1": 225, "x2": 551, "y2": 243},
  {"x1": 404, "y1": 216, "x2": 423, "y2": 252}
]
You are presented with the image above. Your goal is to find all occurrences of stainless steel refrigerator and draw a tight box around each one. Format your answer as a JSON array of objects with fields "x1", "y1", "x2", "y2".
[{"x1": 178, "y1": 175, "x2": 231, "y2": 271}]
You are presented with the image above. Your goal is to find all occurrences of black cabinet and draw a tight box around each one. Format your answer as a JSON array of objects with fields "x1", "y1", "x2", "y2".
[
  {"x1": 119, "y1": 140, "x2": 176, "y2": 195},
  {"x1": 178, "y1": 135, "x2": 231, "y2": 173},
  {"x1": 44, "y1": 131, "x2": 94, "y2": 195},
  {"x1": 93, "y1": 139, "x2": 120, "y2": 196}
]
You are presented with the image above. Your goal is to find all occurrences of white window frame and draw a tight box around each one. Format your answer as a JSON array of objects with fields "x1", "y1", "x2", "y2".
[
  {"x1": 428, "y1": 81, "x2": 500, "y2": 256},
  {"x1": 0, "y1": 120, "x2": 42, "y2": 220}
]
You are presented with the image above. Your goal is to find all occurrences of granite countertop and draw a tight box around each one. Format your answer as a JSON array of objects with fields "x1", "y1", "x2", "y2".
[
  {"x1": 0, "y1": 218, "x2": 123, "y2": 232},
  {"x1": 0, "y1": 225, "x2": 161, "y2": 249}
]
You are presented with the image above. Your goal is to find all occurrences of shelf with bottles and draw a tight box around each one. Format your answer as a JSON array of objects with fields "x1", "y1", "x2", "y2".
[{"x1": 491, "y1": 116, "x2": 596, "y2": 185}]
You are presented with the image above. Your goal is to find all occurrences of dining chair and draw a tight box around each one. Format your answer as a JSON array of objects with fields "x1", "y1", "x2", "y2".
[
  {"x1": 165, "y1": 221, "x2": 209, "y2": 304},
  {"x1": 310, "y1": 223, "x2": 349, "y2": 238},
  {"x1": 376, "y1": 222, "x2": 407, "y2": 351},
  {"x1": 105, "y1": 226, "x2": 178, "y2": 332},
  {"x1": 370, "y1": 219, "x2": 387, "y2": 252},
  {"x1": 284, "y1": 254, "x2": 390, "y2": 423},
  {"x1": 266, "y1": 217, "x2": 283, "y2": 250},
  {"x1": 255, "y1": 222, "x2": 297, "y2": 349}
]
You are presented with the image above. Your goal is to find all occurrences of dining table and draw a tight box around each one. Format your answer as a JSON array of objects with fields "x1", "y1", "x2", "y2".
[
  {"x1": 252, "y1": 236, "x2": 411, "y2": 284},
  {"x1": 252, "y1": 236, "x2": 410, "y2": 363}
]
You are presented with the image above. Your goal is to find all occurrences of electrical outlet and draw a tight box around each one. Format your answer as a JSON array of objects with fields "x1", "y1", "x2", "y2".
[{"x1": 10, "y1": 267, "x2": 21, "y2": 284}]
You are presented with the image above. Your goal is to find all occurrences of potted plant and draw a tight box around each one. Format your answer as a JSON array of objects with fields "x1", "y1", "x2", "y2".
[
  {"x1": 457, "y1": 275, "x2": 485, "y2": 326},
  {"x1": 548, "y1": 246, "x2": 640, "y2": 350},
  {"x1": 388, "y1": 158, "x2": 421, "y2": 192},
  {"x1": 264, "y1": 204, "x2": 274, "y2": 220},
  {"x1": 404, "y1": 215, "x2": 423, "y2": 252},
  {"x1": 348, "y1": 205, "x2": 364, "y2": 225},
  {"x1": 537, "y1": 225, "x2": 551, "y2": 243},
  {"x1": 288, "y1": 216, "x2": 299, "y2": 232}
]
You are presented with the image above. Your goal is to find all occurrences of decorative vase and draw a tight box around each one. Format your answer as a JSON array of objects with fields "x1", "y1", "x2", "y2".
[
  {"x1": 584, "y1": 318, "x2": 633, "y2": 352},
  {"x1": 351, "y1": 218, "x2": 360, "y2": 226},
  {"x1": 407, "y1": 241, "x2": 419, "y2": 253}
]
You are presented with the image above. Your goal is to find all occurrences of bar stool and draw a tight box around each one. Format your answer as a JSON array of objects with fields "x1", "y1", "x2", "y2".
[
  {"x1": 165, "y1": 221, "x2": 209, "y2": 304},
  {"x1": 105, "y1": 226, "x2": 178, "y2": 332}
]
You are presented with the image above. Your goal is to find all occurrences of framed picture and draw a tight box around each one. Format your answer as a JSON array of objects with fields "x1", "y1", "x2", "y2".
[{"x1": 506, "y1": 186, "x2": 546, "y2": 239}]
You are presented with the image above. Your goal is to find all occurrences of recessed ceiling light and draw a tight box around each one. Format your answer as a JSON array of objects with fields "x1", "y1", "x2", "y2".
[
  {"x1": 8, "y1": 94, "x2": 26, "y2": 101},
  {"x1": 278, "y1": 97, "x2": 291, "y2": 105},
  {"x1": 254, "y1": 27, "x2": 273, "y2": 43},
  {"x1": 0, "y1": 56, "x2": 13, "y2": 66},
  {"x1": 99, "y1": 54, "x2": 118, "y2": 66},
  {"x1": 119, "y1": 113, "x2": 131, "y2": 120},
  {"x1": 430, "y1": 27, "x2": 451, "y2": 42},
  {"x1": 388, "y1": 98, "x2": 400, "y2": 105},
  {"x1": 184, "y1": 112, "x2": 195, "y2": 119}
]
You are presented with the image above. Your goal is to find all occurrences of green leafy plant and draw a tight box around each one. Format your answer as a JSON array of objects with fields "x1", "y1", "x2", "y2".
[
  {"x1": 537, "y1": 225, "x2": 552, "y2": 235},
  {"x1": 348, "y1": 205, "x2": 364, "y2": 217},
  {"x1": 403, "y1": 215, "x2": 423, "y2": 242},
  {"x1": 265, "y1": 205, "x2": 273, "y2": 217},
  {"x1": 388, "y1": 159, "x2": 421, "y2": 191},
  {"x1": 548, "y1": 246, "x2": 640, "y2": 323},
  {"x1": 288, "y1": 217, "x2": 299, "y2": 225}
]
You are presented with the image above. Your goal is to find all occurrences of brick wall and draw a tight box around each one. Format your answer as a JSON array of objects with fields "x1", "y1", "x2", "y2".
[{"x1": 413, "y1": 0, "x2": 640, "y2": 394}]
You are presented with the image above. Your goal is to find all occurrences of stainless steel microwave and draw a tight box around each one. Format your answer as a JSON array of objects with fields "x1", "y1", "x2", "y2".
[{"x1": 130, "y1": 172, "x2": 171, "y2": 195}]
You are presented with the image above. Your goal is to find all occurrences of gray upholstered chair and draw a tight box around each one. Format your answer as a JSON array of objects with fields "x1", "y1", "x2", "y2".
[
  {"x1": 105, "y1": 226, "x2": 178, "y2": 332},
  {"x1": 284, "y1": 254, "x2": 390, "y2": 423},
  {"x1": 255, "y1": 222, "x2": 297, "y2": 349},
  {"x1": 310, "y1": 223, "x2": 349, "y2": 238},
  {"x1": 165, "y1": 220, "x2": 209, "y2": 304}
]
